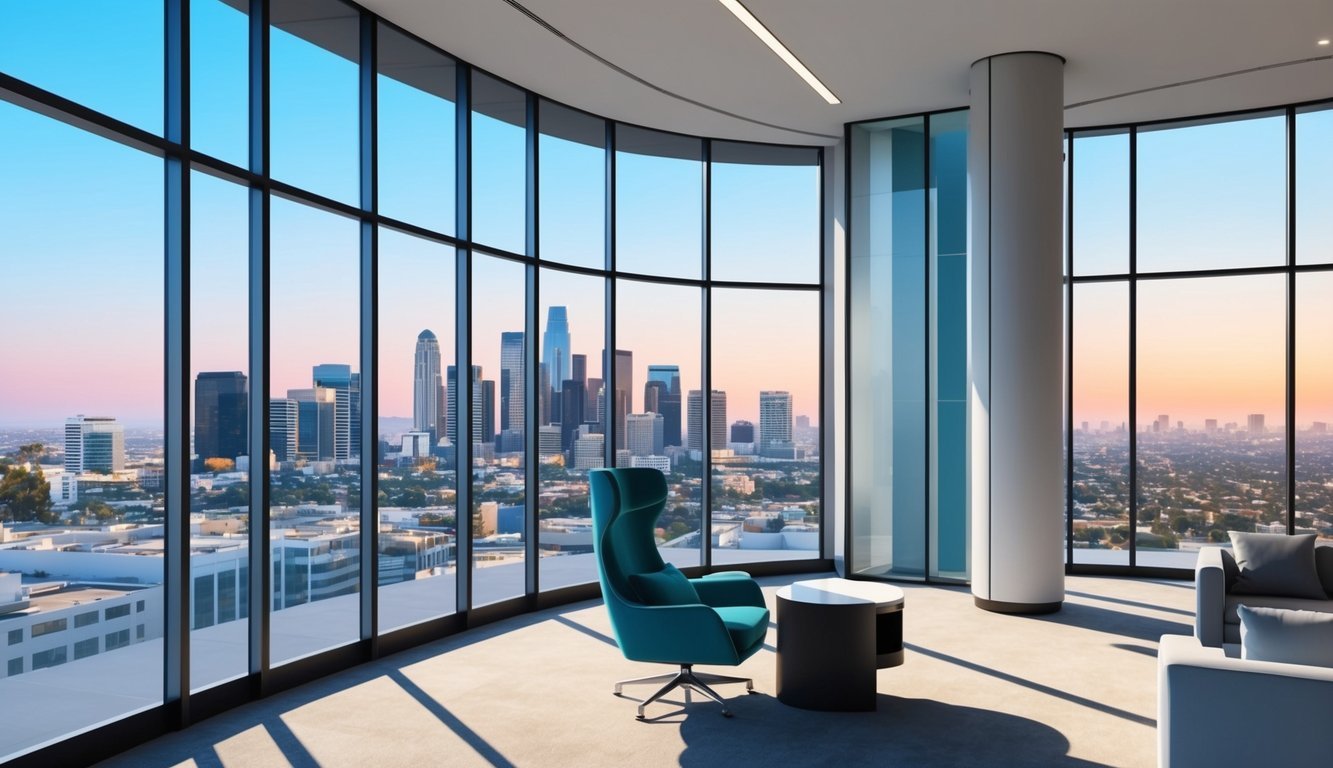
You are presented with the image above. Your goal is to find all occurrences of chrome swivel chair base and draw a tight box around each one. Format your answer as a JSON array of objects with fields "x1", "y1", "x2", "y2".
[{"x1": 615, "y1": 664, "x2": 755, "y2": 719}]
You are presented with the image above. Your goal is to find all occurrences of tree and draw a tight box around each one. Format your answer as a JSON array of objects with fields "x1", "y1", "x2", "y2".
[
  {"x1": 0, "y1": 464, "x2": 56, "y2": 523},
  {"x1": 16, "y1": 443, "x2": 45, "y2": 466},
  {"x1": 204, "y1": 457, "x2": 235, "y2": 473}
]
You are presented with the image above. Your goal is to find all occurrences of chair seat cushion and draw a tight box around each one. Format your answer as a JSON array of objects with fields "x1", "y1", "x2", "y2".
[
  {"x1": 714, "y1": 605, "x2": 769, "y2": 652},
  {"x1": 628, "y1": 563, "x2": 700, "y2": 606}
]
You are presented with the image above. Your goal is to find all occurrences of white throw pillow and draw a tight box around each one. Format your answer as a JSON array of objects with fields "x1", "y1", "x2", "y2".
[{"x1": 1238, "y1": 604, "x2": 1333, "y2": 668}]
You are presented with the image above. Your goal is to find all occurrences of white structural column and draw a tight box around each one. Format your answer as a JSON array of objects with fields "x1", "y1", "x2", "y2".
[{"x1": 968, "y1": 52, "x2": 1065, "y2": 614}]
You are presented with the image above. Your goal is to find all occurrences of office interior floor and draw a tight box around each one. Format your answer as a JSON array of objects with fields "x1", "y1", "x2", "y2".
[{"x1": 99, "y1": 573, "x2": 1192, "y2": 768}]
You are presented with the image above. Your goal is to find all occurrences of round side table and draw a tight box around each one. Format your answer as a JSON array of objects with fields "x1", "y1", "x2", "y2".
[{"x1": 775, "y1": 578, "x2": 905, "y2": 711}]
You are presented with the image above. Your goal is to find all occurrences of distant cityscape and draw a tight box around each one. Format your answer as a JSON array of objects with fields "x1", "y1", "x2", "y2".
[{"x1": 0, "y1": 304, "x2": 820, "y2": 687}]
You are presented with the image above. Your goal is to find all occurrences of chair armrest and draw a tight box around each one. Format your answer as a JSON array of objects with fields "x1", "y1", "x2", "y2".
[
  {"x1": 613, "y1": 602, "x2": 741, "y2": 666},
  {"x1": 1194, "y1": 546, "x2": 1226, "y2": 648},
  {"x1": 690, "y1": 572, "x2": 765, "y2": 608}
]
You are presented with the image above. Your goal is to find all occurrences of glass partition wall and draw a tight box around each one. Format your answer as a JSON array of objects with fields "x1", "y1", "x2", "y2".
[
  {"x1": 847, "y1": 111, "x2": 969, "y2": 583},
  {"x1": 0, "y1": 1, "x2": 824, "y2": 762},
  {"x1": 1066, "y1": 103, "x2": 1333, "y2": 573}
]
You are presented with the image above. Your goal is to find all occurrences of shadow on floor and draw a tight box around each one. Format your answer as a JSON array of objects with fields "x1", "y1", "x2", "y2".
[{"x1": 674, "y1": 692, "x2": 1111, "y2": 768}]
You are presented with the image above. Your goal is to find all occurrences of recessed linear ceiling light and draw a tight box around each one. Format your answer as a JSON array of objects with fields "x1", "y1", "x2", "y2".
[
  {"x1": 717, "y1": 0, "x2": 841, "y2": 105},
  {"x1": 1319, "y1": 38, "x2": 1331, "y2": 45}
]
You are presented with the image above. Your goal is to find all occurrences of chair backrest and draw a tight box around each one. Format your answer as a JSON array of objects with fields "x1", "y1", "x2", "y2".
[{"x1": 589, "y1": 468, "x2": 668, "y2": 609}]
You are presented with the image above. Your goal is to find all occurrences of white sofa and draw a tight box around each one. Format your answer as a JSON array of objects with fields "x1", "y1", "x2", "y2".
[
  {"x1": 1193, "y1": 545, "x2": 1333, "y2": 648},
  {"x1": 1157, "y1": 634, "x2": 1333, "y2": 768}
]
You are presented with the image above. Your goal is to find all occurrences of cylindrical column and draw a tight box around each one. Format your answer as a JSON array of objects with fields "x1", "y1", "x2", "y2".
[{"x1": 968, "y1": 52, "x2": 1065, "y2": 614}]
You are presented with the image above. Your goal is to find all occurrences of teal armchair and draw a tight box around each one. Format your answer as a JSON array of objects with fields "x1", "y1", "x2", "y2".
[{"x1": 589, "y1": 468, "x2": 769, "y2": 719}]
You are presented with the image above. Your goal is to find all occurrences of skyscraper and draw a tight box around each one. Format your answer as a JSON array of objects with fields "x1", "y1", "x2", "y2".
[
  {"x1": 560, "y1": 379, "x2": 586, "y2": 451},
  {"x1": 686, "y1": 390, "x2": 727, "y2": 452},
  {"x1": 1155, "y1": 414, "x2": 1170, "y2": 434},
  {"x1": 1248, "y1": 414, "x2": 1265, "y2": 435},
  {"x1": 312, "y1": 364, "x2": 355, "y2": 460},
  {"x1": 612, "y1": 349, "x2": 633, "y2": 449},
  {"x1": 542, "y1": 307, "x2": 571, "y2": 393},
  {"x1": 500, "y1": 331, "x2": 525, "y2": 434},
  {"x1": 194, "y1": 371, "x2": 248, "y2": 468},
  {"x1": 571, "y1": 353, "x2": 587, "y2": 386},
  {"x1": 646, "y1": 365, "x2": 681, "y2": 446},
  {"x1": 413, "y1": 331, "x2": 443, "y2": 439},
  {"x1": 730, "y1": 420, "x2": 755, "y2": 443},
  {"x1": 446, "y1": 365, "x2": 487, "y2": 444},
  {"x1": 760, "y1": 391, "x2": 793, "y2": 452},
  {"x1": 288, "y1": 388, "x2": 337, "y2": 460},
  {"x1": 269, "y1": 398, "x2": 299, "y2": 462},
  {"x1": 625, "y1": 413, "x2": 664, "y2": 457},
  {"x1": 64, "y1": 416, "x2": 125, "y2": 474},
  {"x1": 480, "y1": 380, "x2": 496, "y2": 443}
]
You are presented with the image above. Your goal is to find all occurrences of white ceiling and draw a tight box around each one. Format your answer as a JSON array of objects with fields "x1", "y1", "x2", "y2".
[{"x1": 361, "y1": 0, "x2": 1333, "y2": 145}]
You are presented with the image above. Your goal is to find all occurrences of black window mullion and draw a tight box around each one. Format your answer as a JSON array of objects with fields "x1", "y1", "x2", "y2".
[
  {"x1": 1128, "y1": 126, "x2": 1138, "y2": 570},
  {"x1": 1286, "y1": 105, "x2": 1297, "y2": 537},
  {"x1": 163, "y1": 0, "x2": 191, "y2": 724},
  {"x1": 357, "y1": 9, "x2": 379, "y2": 650},
  {"x1": 524, "y1": 94, "x2": 539, "y2": 597},
  {"x1": 701, "y1": 138, "x2": 713, "y2": 571},
  {"x1": 455, "y1": 64, "x2": 473, "y2": 617},
  {"x1": 1065, "y1": 131, "x2": 1075, "y2": 570}
]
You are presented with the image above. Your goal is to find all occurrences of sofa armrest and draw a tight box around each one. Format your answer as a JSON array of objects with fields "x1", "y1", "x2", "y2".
[
  {"x1": 1158, "y1": 634, "x2": 1333, "y2": 768},
  {"x1": 690, "y1": 571, "x2": 765, "y2": 608},
  {"x1": 1194, "y1": 546, "x2": 1226, "y2": 647}
]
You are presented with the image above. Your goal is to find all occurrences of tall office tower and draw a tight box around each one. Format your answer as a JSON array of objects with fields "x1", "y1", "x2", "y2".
[
  {"x1": 760, "y1": 391, "x2": 793, "y2": 451},
  {"x1": 609, "y1": 349, "x2": 633, "y2": 449},
  {"x1": 288, "y1": 387, "x2": 337, "y2": 460},
  {"x1": 64, "y1": 416, "x2": 126, "y2": 474},
  {"x1": 643, "y1": 380, "x2": 663, "y2": 415},
  {"x1": 413, "y1": 331, "x2": 442, "y2": 438},
  {"x1": 480, "y1": 380, "x2": 496, "y2": 443},
  {"x1": 646, "y1": 365, "x2": 682, "y2": 447},
  {"x1": 350, "y1": 372, "x2": 362, "y2": 455},
  {"x1": 625, "y1": 413, "x2": 664, "y2": 457},
  {"x1": 586, "y1": 376, "x2": 603, "y2": 417},
  {"x1": 542, "y1": 306, "x2": 571, "y2": 394},
  {"x1": 795, "y1": 415, "x2": 811, "y2": 430},
  {"x1": 436, "y1": 384, "x2": 447, "y2": 441},
  {"x1": 686, "y1": 390, "x2": 727, "y2": 451},
  {"x1": 269, "y1": 399, "x2": 299, "y2": 462},
  {"x1": 538, "y1": 362, "x2": 550, "y2": 426},
  {"x1": 1248, "y1": 414, "x2": 1265, "y2": 435},
  {"x1": 195, "y1": 372, "x2": 248, "y2": 467},
  {"x1": 730, "y1": 420, "x2": 755, "y2": 444},
  {"x1": 500, "y1": 331, "x2": 525, "y2": 434},
  {"x1": 1156, "y1": 414, "x2": 1170, "y2": 434},
  {"x1": 1205, "y1": 419, "x2": 1218, "y2": 433},
  {"x1": 446, "y1": 366, "x2": 486, "y2": 445},
  {"x1": 572, "y1": 432, "x2": 605, "y2": 469},
  {"x1": 571, "y1": 354, "x2": 587, "y2": 387},
  {"x1": 559, "y1": 380, "x2": 586, "y2": 451},
  {"x1": 537, "y1": 425, "x2": 562, "y2": 457},
  {"x1": 1313, "y1": 422, "x2": 1329, "y2": 435},
  {"x1": 312, "y1": 364, "x2": 354, "y2": 460}
]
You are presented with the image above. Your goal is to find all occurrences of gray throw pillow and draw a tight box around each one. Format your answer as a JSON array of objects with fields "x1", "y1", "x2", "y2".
[
  {"x1": 1316, "y1": 545, "x2": 1333, "y2": 599},
  {"x1": 1228, "y1": 531, "x2": 1326, "y2": 600},
  {"x1": 1238, "y1": 605, "x2": 1333, "y2": 668}
]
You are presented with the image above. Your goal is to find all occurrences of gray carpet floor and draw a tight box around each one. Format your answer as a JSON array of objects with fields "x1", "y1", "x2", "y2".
[{"x1": 98, "y1": 574, "x2": 1193, "y2": 768}]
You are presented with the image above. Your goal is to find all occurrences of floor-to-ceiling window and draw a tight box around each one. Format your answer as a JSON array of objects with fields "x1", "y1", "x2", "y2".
[
  {"x1": 1066, "y1": 103, "x2": 1333, "y2": 572},
  {"x1": 0, "y1": 2, "x2": 824, "y2": 760}
]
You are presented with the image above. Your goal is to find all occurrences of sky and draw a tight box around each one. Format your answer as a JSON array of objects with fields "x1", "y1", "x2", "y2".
[{"x1": 1, "y1": 0, "x2": 1328, "y2": 436}]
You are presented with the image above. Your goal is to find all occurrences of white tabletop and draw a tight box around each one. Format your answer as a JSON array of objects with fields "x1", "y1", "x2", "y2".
[{"x1": 777, "y1": 577, "x2": 905, "y2": 607}]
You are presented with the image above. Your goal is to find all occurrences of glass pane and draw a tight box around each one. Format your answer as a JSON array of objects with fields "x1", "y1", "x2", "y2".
[
  {"x1": 0, "y1": 102, "x2": 164, "y2": 758},
  {"x1": 471, "y1": 253, "x2": 526, "y2": 605},
  {"x1": 710, "y1": 142, "x2": 820, "y2": 284},
  {"x1": 377, "y1": 25, "x2": 455, "y2": 234},
  {"x1": 1297, "y1": 106, "x2": 1333, "y2": 266},
  {"x1": 1296, "y1": 271, "x2": 1333, "y2": 541},
  {"x1": 614, "y1": 126, "x2": 702, "y2": 279},
  {"x1": 848, "y1": 117, "x2": 925, "y2": 579},
  {"x1": 538, "y1": 269, "x2": 605, "y2": 591},
  {"x1": 189, "y1": 170, "x2": 250, "y2": 690},
  {"x1": 471, "y1": 73, "x2": 527, "y2": 255},
  {"x1": 0, "y1": 1, "x2": 163, "y2": 134},
  {"x1": 191, "y1": 0, "x2": 249, "y2": 166},
  {"x1": 1137, "y1": 275, "x2": 1286, "y2": 568},
  {"x1": 1072, "y1": 131, "x2": 1129, "y2": 276},
  {"x1": 1137, "y1": 114, "x2": 1285, "y2": 273},
  {"x1": 270, "y1": 0, "x2": 360, "y2": 205},
  {"x1": 268, "y1": 196, "x2": 361, "y2": 663},
  {"x1": 377, "y1": 229, "x2": 456, "y2": 632},
  {"x1": 1070, "y1": 283, "x2": 1130, "y2": 566},
  {"x1": 929, "y1": 110, "x2": 969, "y2": 581},
  {"x1": 710, "y1": 289, "x2": 821, "y2": 565},
  {"x1": 539, "y1": 101, "x2": 604, "y2": 269},
  {"x1": 617, "y1": 280, "x2": 702, "y2": 569}
]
